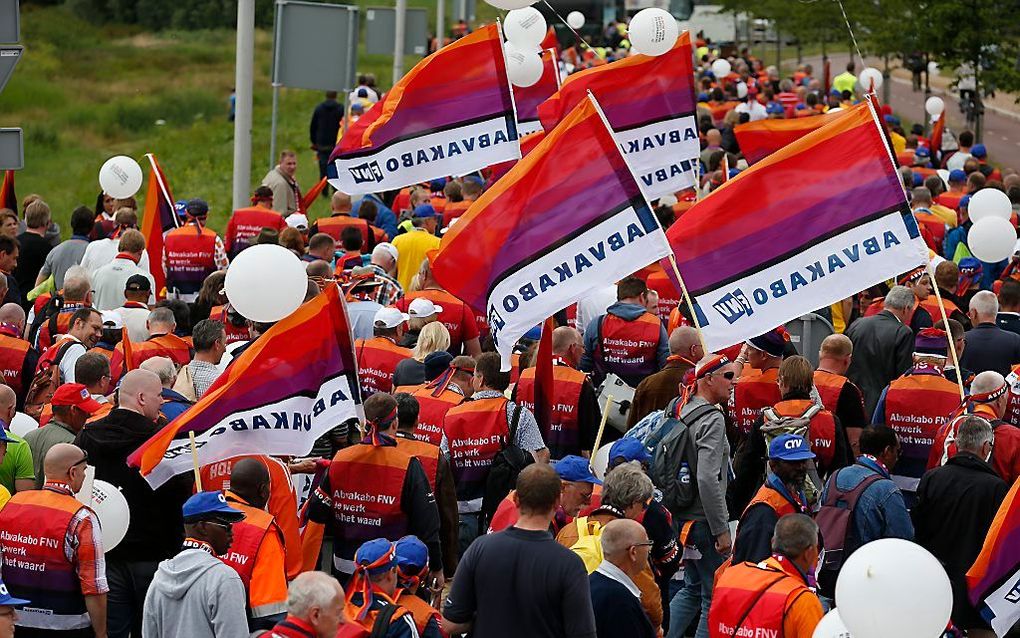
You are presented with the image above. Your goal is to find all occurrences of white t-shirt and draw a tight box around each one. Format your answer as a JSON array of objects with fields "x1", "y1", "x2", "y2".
[
  {"x1": 735, "y1": 100, "x2": 768, "y2": 122},
  {"x1": 57, "y1": 337, "x2": 87, "y2": 384},
  {"x1": 92, "y1": 258, "x2": 155, "y2": 311},
  {"x1": 79, "y1": 238, "x2": 151, "y2": 278},
  {"x1": 576, "y1": 285, "x2": 618, "y2": 339}
]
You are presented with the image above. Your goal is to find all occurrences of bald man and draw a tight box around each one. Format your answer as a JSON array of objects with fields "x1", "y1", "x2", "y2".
[
  {"x1": 514, "y1": 326, "x2": 602, "y2": 458},
  {"x1": 590, "y1": 519, "x2": 656, "y2": 638},
  {"x1": 0, "y1": 302, "x2": 38, "y2": 411},
  {"x1": 0, "y1": 443, "x2": 109, "y2": 636},
  {"x1": 0, "y1": 384, "x2": 34, "y2": 494},
  {"x1": 627, "y1": 327, "x2": 704, "y2": 428},
  {"x1": 75, "y1": 369, "x2": 194, "y2": 638},
  {"x1": 815, "y1": 334, "x2": 868, "y2": 455}
]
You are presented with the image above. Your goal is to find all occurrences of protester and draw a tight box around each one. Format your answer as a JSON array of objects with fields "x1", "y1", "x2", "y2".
[
  {"x1": 32, "y1": 270, "x2": 93, "y2": 351},
  {"x1": 397, "y1": 257, "x2": 481, "y2": 356},
  {"x1": 261, "y1": 151, "x2": 302, "y2": 216},
  {"x1": 0, "y1": 573, "x2": 29, "y2": 638},
  {"x1": 442, "y1": 463, "x2": 597, "y2": 638},
  {"x1": 112, "y1": 306, "x2": 193, "y2": 369},
  {"x1": 139, "y1": 356, "x2": 194, "y2": 422},
  {"x1": 163, "y1": 199, "x2": 229, "y2": 303},
  {"x1": 173, "y1": 319, "x2": 225, "y2": 401},
  {"x1": 914, "y1": 416, "x2": 1007, "y2": 637},
  {"x1": 15, "y1": 199, "x2": 54, "y2": 299},
  {"x1": 730, "y1": 328, "x2": 786, "y2": 438},
  {"x1": 392, "y1": 206, "x2": 441, "y2": 290},
  {"x1": 340, "y1": 539, "x2": 418, "y2": 638},
  {"x1": 488, "y1": 454, "x2": 601, "y2": 535},
  {"x1": 356, "y1": 307, "x2": 412, "y2": 397},
  {"x1": 265, "y1": 572, "x2": 347, "y2": 638},
  {"x1": 113, "y1": 274, "x2": 151, "y2": 342},
  {"x1": 962, "y1": 290, "x2": 1020, "y2": 375},
  {"x1": 996, "y1": 278, "x2": 1020, "y2": 335},
  {"x1": 39, "y1": 307, "x2": 103, "y2": 385},
  {"x1": 310, "y1": 192, "x2": 374, "y2": 251},
  {"x1": 91, "y1": 230, "x2": 153, "y2": 311},
  {"x1": 225, "y1": 186, "x2": 287, "y2": 260},
  {"x1": 392, "y1": 536, "x2": 443, "y2": 638},
  {"x1": 0, "y1": 385, "x2": 34, "y2": 494},
  {"x1": 24, "y1": 383, "x2": 103, "y2": 487},
  {"x1": 0, "y1": 302, "x2": 39, "y2": 410},
  {"x1": 79, "y1": 208, "x2": 150, "y2": 277},
  {"x1": 142, "y1": 491, "x2": 250, "y2": 638},
  {"x1": 304, "y1": 233, "x2": 336, "y2": 265},
  {"x1": 35, "y1": 205, "x2": 93, "y2": 290},
  {"x1": 627, "y1": 326, "x2": 703, "y2": 428},
  {"x1": 589, "y1": 519, "x2": 656, "y2": 638},
  {"x1": 398, "y1": 297, "x2": 443, "y2": 350},
  {"x1": 392, "y1": 323, "x2": 450, "y2": 388},
  {"x1": 396, "y1": 356, "x2": 472, "y2": 446},
  {"x1": 845, "y1": 284, "x2": 916, "y2": 415},
  {"x1": 367, "y1": 243, "x2": 404, "y2": 306},
  {"x1": 813, "y1": 334, "x2": 868, "y2": 454}
]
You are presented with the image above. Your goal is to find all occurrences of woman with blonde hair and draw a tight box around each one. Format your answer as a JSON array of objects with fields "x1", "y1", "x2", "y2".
[{"x1": 393, "y1": 321, "x2": 450, "y2": 388}]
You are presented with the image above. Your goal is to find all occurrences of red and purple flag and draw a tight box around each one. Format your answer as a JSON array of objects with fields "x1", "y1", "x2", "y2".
[
  {"x1": 328, "y1": 25, "x2": 519, "y2": 195},
  {"x1": 667, "y1": 101, "x2": 927, "y2": 352},
  {"x1": 734, "y1": 109, "x2": 847, "y2": 164},
  {"x1": 967, "y1": 478, "x2": 1020, "y2": 637},
  {"x1": 129, "y1": 284, "x2": 361, "y2": 487},
  {"x1": 514, "y1": 49, "x2": 561, "y2": 136},
  {"x1": 140, "y1": 154, "x2": 179, "y2": 299}
]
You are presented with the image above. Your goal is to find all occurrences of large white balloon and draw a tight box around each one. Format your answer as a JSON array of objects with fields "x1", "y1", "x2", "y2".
[
  {"x1": 99, "y1": 156, "x2": 143, "y2": 199},
  {"x1": 969, "y1": 188, "x2": 1013, "y2": 223},
  {"x1": 567, "y1": 11, "x2": 585, "y2": 29},
  {"x1": 9, "y1": 412, "x2": 37, "y2": 438},
  {"x1": 812, "y1": 608, "x2": 852, "y2": 638},
  {"x1": 711, "y1": 58, "x2": 732, "y2": 78},
  {"x1": 78, "y1": 479, "x2": 130, "y2": 552},
  {"x1": 504, "y1": 7, "x2": 546, "y2": 49},
  {"x1": 858, "y1": 67, "x2": 883, "y2": 92},
  {"x1": 968, "y1": 217, "x2": 1018, "y2": 263},
  {"x1": 504, "y1": 42, "x2": 543, "y2": 87},
  {"x1": 224, "y1": 244, "x2": 308, "y2": 323},
  {"x1": 835, "y1": 538, "x2": 952, "y2": 638},
  {"x1": 925, "y1": 96, "x2": 945, "y2": 116},
  {"x1": 627, "y1": 8, "x2": 678, "y2": 57},
  {"x1": 484, "y1": 0, "x2": 535, "y2": 10}
]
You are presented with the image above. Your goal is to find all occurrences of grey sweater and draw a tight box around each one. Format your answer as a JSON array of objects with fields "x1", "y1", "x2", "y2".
[
  {"x1": 142, "y1": 548, "x2": 249, "y2": 638},
  {"x1": 675, "y1": 396, "x2": 731, "y2": 537}
]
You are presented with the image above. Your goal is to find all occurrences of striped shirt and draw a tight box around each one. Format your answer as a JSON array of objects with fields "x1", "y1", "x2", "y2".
[{"x1": 44, "y1": 482, "x2": 109, "y2": 596}]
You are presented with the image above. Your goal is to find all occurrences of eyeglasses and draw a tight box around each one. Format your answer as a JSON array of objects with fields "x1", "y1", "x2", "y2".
[
  {"x1": 628, "y1": 541, "x2": 654, "y2": 549},
  {"x1": 722, "y1": 371, "x2": 735, "y2": 380},
  {"x1": 203, "y1": 520, "x2": 234, "y2": 531},
  {"x1": 72, "y1": 452, "x2": 89, "y2": 468}
]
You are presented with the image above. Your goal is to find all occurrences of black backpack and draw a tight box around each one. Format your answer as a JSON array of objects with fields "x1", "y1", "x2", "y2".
[
  {"x1": 480, "y1": 403, "x2": 532, "y2": 533},
  {"x1": 815, "y1": 467, "x2": 883, "y2": 596},
  {"x1": 651, "y1": 401, "x2": 717, "y2": 515},
  {"x1": 27, "y1": 292, "x2": 63, "y2": 347}
]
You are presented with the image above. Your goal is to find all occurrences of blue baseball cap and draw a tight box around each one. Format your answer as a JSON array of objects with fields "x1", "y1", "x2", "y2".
[
  {"x1": 174, "y1": 200, "x2": 188, "y2": 217},
  {"x1": 0, "y1": 579, "x2": 28, "y2": 608},
  {"x1": 766, "y1": 102, "x2": 784, "y2": 115},
  {"x1": 355, "y1": 538, "x2": 397, "y2": 574},
  {"x1": 914, "y1": 147, "x2": 930, "y2": 158},
  {"x1": 394, "y1": 535, "x2": 429, "y2": 574},
  {"x1": 412, "y1": 204, "x2": 436, "y2": 219},
  {"x1": 182, "y1": 491, "x2": 245, "y2": 523},
  {"x1": 609, "y1": 438, "x2": 652, "y2": 465},
  {"x1": 971, "y1": 143, "x2": 987, "y2": 159},
  {"x1": 555, "y1": 455, "x2": 603, "y2": 484},
  {"x1": 949, "y1": 168, "x2": 967, "y2": 183},
  {"x1": 768, "y1": 434, "x2": 816, "y2": 461}
]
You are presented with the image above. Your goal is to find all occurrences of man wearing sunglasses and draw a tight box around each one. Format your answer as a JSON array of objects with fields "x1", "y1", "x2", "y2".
[
  {"x1": 143, "y1": 491, "x2": 250, "y2": 638},
  {"x1": 0, "y1": 443, "x2": 109, "y2": 637}
]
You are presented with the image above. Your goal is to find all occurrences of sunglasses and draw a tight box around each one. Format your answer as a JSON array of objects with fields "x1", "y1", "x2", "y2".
[{"x1": 203, "y1": 520, "x2": 234, "y2": 531}]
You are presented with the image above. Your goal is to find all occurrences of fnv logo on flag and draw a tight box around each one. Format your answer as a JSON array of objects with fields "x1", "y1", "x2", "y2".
[
  {"x1": 537, "y1": 33, "x2": 699, "y2": 199},
  {"x1": 328, "y1": 24, "x2": 520, "y2": 195},
  {"x1": 128, "y1": 284, "x2": 361, "y2": 488},
  {"x1": 667, "y1": 101, "x2": 926, "y2": 352},
  {"x1": 432, "y1": 94, "x2": 671, "y2": 369},
  {"x1": 514, "y1": 48, "x2": 560, "y2": 137}
]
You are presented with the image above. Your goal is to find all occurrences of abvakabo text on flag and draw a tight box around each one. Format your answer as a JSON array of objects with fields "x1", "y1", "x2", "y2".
[
  {"x1": 327, "y1": 24, "x2": 520, "y2": 196},
  {"x1": 537, "y1": 32, "x2": 699, "y2": 200},
  {"x1": 128, "y1": 284, "x2": 361, "y2": 488},
  {"x1": 432, "y1": 94, "x2": 671, "y2": 370},
  {"x1": 667, "y1": 101, "x2": 927, "y2": 352}
]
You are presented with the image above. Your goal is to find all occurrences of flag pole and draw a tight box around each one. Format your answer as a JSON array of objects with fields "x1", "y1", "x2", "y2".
[
  {"x1": 667, "y1": 253, "x2": 708, "y2": 354},
  {"x1": 926, "y1": 262, "x2": 966, "y2": 401},
  {"x1": 590, "y1": 394, "x2": 613, "y2": 463},
  {"x1": 189, "y1": 432, "x2": 203, "y2": 491}
]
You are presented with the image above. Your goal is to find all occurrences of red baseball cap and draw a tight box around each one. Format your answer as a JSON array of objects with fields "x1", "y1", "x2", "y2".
[{"x1": 51, "y1": 384, "x2": 104, "y2": 415}]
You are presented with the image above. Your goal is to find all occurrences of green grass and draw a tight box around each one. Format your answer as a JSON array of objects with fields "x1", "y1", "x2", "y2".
[{"x1": 0, "y1": 2, "x2": 499, "y2": 235}]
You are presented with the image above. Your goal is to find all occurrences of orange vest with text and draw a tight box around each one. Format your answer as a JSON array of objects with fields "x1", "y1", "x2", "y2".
[
  {"x1": 597, "y1": 313, "x2": 662, "y2": 382},
  {"x1": 734, "y1": 367, "x2": 781, "y2": 436},
  {"x1": 1005, "y1": 364, "x2": 1020, "y2": 427},
  {"x1": 356, "y1": 337, "x2": 411, "y2": 397},
  {"x1": 395, "y1": 435, "x2": 441, "y2": 492},
  {"x1": 36, "y1": 303, "x2": 88, "y2": 351},
  {"x1": 396, "y1": 590, "x2": 442, "y2": 637},
  {"x1": 646, "y1": 268, "x2": 681, "y2": 324},
  {"x1": 515, "y1": 364, "x2": 586, "y2": 459},
  {"x1": 812, "y1": 370, "x2": 848, "y2": 415},
  {"x1": 115, "y1": 332, "x2": 193, "y2": 371},
  {"x1": 398, "y1": 289, "x2": 478, "y2": 354},
  {"x1": 395, "y1": 384, "x2": 464, "y2": 447},
  {"x1": 315, "y1": 214, "x2": 375, "y2": 253},
  {"x1": 769, "y1": 399, "x2": 838, "y2": 470},
  {"x1": 225, "y1": 207, "x2": 286, "y2": 258},
  {"x1": 884, "y1": 369, "x2": 961, "y2": 483},
  {"x1": 0, "y1": 330, "x2": 31, "y2": 398},
  {"x1": 444, "y1": 396, "x2": 510, "y2": 503},
  {"x1": 327, "y1": 443, "x2": 413, "y2": 542},
  {"x1": 709, "y1": 559, "x2": 814, "y2": 638},
  {"x1": 164, "y1": 224, "x2": 218, "y2": 296},
  {"x1": 220, "y1": 491, "x2": 289, "y2": 619}
]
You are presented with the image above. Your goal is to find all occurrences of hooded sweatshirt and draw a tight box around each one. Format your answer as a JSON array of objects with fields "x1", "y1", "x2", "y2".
[{"x1": 142, "y1": 547, "x2": 249, "y2": 638}]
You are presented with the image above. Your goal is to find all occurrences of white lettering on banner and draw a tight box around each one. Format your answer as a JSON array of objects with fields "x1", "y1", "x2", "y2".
[
  {"x1": 613, "y1": 115, "x2": 700, "y2": 199},
  {"x1": 715, "y1": 622, "x2": 780, "y2": 638},
  {"x1": 693, "y1": 212, "x2": 927, "y2": 352},
  {"x1": 144, "y1": 374, "x2": 358, "y2": 488},
  {"x1": 486, "y1": 206, "x2": 670, "y2": 370},
  {"x1": 329, "y1": 116, "x2": 521, "y2": 195},
  {"x1": 980, "y1": 568, "x2": 1020, "y2": 637}
]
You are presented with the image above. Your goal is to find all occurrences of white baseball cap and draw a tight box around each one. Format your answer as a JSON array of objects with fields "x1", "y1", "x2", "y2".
[
  {"x1": 286, "y1": 213, "x2": 309, "y2": 230},
  {"x1": 374, "y1": 306, "x2": 410, "y2": 329},
  {"x1": 374, "y1": 242, "x2": 398, "y2": 262},
  {"x1": 101, "y1": 310, "x2": 123, "y2": 329},
  {"x1": 408, "y1": 297, "x2": 443, "y2": 318}
]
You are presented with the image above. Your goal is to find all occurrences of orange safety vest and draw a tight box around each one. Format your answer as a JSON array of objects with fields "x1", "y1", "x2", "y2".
[
  {"x1": 200, "y1": 455, "x2": 303, "y2": 580},
  {"x1": 221, "y1": 491, "x2": 289, "y2": 619},
  {"x1": 0, "y1": 330, "x2": 31, "y2": 398},
  {"x1": 36, "y1": 303, "x2": 87, "y2": 351},
  {"x1": 733, "y1": 367, "x2": 781, "y2": 436},
  {"x1": 114, "y1": 332, "x2": 193, "y2": 370},
  {"x1": 395, "y1": 383, "x2": 464, "y2": 446},
  {"x1": 812, "y1": 370, "x2": 848, "y2": 415},
  {"x1": 209, "y1": 305, "x2": 251, "y2": 345},
  {"x1": 327, "y1": 443, "x2": 413, "y2": 542},
  {"x1": 918, "y1": 296, "x2": 959, "y2": 323},
  {"x1": 444, "y1": 396, "x2": 510, "y2": 503},
  {"x1": 1005, "y1": 364, "x2": 1020, "y2": 427},
  {"x1": 398, "y1": 289, "x2": 478, "y2": 354},
  {"x1": 442, "y1": 200, "x2": 471, "y2": 227},
  {"x1": 315, "y1": 214, "x2": 375, "y2": 253},
  {"x1": 225, "y1": 207, "x2": 286, "y2": 258},
  {"x1": 884, "y1": 368, "x2": 961, "y2": 485},
  {"x1": 516, "y1": 363, "x2": 586, "y2": 459},
  {"x1": 164, "y1": 223, "x2": 219, "y2": 296},
  {"x1": 338, "y1": 590, "x2": 412, "y2": 638},
  {"x1": 356, "y1": 337, "x2": 411, "y2": 397},
  {"x1": 743, "y1": 483, "x2": 802, "y2": 519},
  {"x1": 769, "y1": 399, "x2": 838, "y2": 470},
  {"x1": 395, "y1": 435, "x2": 441, "y2": 492},
  {"x1": 396, "y1": 590, "x2": 442, "y2": 637},
  {"x1": 937, "y1": 191, "x2": 964, "y2": 211},
  {"x1": 0, "y1": 487, "x2": 92, "y2": 630},
  {"x1": 709, "y1": 559, "x2": 814, "y2": 638},
  {"x1": 646, "y1": 268, "x2": 681, "y2": 324},
  {"x1": 597, "y1": 313, "x2": 662, "y2": 382}
]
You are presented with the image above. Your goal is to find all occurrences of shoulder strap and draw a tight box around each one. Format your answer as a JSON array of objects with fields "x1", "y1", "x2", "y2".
[
  {"x1": 369, "y1": 604, "x2": 399, "y2": 638},
  {"x1": 825, "y1": 470, "x2": 883, "y2": 508},
  {"x1": 730, "y1": 571, "x2": 789, "y2": 638},
  {"x1": 508, "y1": 401, "x2": 523, "y2": 442},
  {"x1": 683, "y1": 403, "x2": 718, "y2": 428},
  {"x1": 51, "y1": 339, "x2": 76, "y2": 367}
]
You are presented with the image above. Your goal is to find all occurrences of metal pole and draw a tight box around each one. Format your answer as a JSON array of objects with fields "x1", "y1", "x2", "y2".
[
  {"x1": 393, "y1": 0, "x2": 407, "y2": 83},
  {"x1": 269, "y1": 0, "x2": 283, "y2": 172},
  {"x1": 269, "y1": 84, "x2": 280, "y2": 171},
  {"x1": 436, "y1": 0, "x2": 445, "y2": 50},
  {"x1": 232, "y1": 0, "x2": 255, "y2": 213}
]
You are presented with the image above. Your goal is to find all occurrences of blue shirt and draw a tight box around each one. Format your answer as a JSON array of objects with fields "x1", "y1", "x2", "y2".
[{"x1": 353, "y1": 194, "x2": 398, "y2": 240}]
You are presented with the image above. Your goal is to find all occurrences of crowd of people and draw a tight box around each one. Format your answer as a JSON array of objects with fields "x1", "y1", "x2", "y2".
[{"x1": 0, "y1": 26, "x2": 1019, "y2": 638}]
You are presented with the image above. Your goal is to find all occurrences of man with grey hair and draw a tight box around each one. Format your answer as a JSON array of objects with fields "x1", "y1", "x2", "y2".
[
  {"x1": 590, "y1": 519, "x2": 656, "y2": 638},
  {"x1": 846, "y1": 284, "x2": 916, "y2": 415},
  {"x1": 915, "y1": 416, "x2": 1007, "y2": 637},
  {"x1": 709, "y1": 514, "x2": 824, "y2": 638},
  {"x1": 113, "y1": 306, "x2": 194, "y2": 369},
  {"x1": 265, "y1": 571, "x2": 347, "y2": 638},
  {"x1": 174, "y1": 319, "x2": 225, "y2": 401},
  {"x1": 80, "y1": 208, "x2": 151, "y2": 276},
  {"x1": 962, "y1": 290, "x2": 1020, "y2": 375},
  {"x1": 140, "y1": 356, "x2": 194, "y2": 423},
  {"x1": 367, "y1": 242, "x2": 404, "y2": 306}
]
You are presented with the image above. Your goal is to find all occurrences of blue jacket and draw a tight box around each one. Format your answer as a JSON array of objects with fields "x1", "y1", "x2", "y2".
[
  {"x1": 820, "y1": 456, "x2": 914, "y2": 547},
  {"x1": 353, "y1": 194, "x2": 398, "y2": 240},
  {"x1": 161, "y1": 388, "x2": 194, "y2": 423}
]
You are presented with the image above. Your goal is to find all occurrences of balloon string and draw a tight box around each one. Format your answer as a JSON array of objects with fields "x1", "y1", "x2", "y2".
[
  {"x1": 834, "y1": 0, "x2": 867, "y2": 72},
  {"x1": 539, "y1": 0, "x2": 604, "y2": 60}
]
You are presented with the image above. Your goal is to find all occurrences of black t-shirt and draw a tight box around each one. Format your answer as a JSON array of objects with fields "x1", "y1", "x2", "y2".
[
  {"x1": 14, "y1": 231, "x2": 53, "y2": 299},
  {"x1": 444, "y1": 527, "x2": 597, "y2": 638}
]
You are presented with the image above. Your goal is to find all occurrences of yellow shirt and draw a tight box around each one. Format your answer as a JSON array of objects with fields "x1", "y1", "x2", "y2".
[
  {"x1": 392, "y1": 228, "x2": 441, "y2": 289},
  {"x1": 930, "y1": 203, "x2": 958, "y2": 228},
  {"x1": 0, "y1": 484, "x2": 10, "y2": 510},
  {"x1": 832, "y1": 72, "x2": 857, "y2": 94},
  {"x1": 890, "y1": 130, "x2": 906, "y2": 155}
]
